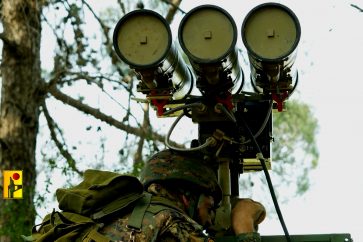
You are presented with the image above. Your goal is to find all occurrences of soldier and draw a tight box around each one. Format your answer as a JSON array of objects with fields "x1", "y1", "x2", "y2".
[{"x1": 99, "y1": 149, "x2": 266, "y2": 241}]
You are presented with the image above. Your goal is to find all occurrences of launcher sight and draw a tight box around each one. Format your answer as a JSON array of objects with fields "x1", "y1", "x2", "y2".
[
  {"x1": 242, "y1": 3, "x2": 301, "y2": 111},
  {"x1": 113, "y1": 9, "x2": 193, "y2": 116}
]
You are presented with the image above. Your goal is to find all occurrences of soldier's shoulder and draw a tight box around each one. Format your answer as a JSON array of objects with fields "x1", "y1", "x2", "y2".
[
  {"x1": 99, "y1": 198, "x2": 204, "y2": 242},
  {"x1": 99, "y1": 205, "x2": 185, "y2": 241}
]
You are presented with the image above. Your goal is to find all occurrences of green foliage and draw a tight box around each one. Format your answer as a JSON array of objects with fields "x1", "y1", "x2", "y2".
[
  {"x1": 272, "y1": 99, "x2": 319, "y2": 195},
  {"x1": 239, "y1": 99, "x2": 319, "y2": 204}
]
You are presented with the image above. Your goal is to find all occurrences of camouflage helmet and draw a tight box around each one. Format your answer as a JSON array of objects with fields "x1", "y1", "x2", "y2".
[{"x1": 140, "y1": 149, "x2": 222, "y2": 204}]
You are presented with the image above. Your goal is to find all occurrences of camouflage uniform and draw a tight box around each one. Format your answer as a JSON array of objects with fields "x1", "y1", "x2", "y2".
[
  {"x1": 100, "y1": 183, "x2": 211, "y2": 241},
  {"x1": 100, "y1": 150, "x2": 261, "y2": 242}
]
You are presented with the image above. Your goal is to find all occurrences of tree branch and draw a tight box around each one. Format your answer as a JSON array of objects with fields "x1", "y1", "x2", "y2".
[
  {"x1": 133, "y1": 103, "x2": 149, "y2": 171},
  {"x1": 81, "y1": 0, "x2": 124, "y2": 75},
  {"x1": 48, "y1": 86, "x2": 183, "y2": 148},
  {"x1": 42, "y1": 101, "x2": 83, "y2": 176},
  {"x1": 351, "y1": 4, "x2": 363, "y2": 12},
  {"x1": 162, "y1": 0, "x2": 184, "y2": 24}
]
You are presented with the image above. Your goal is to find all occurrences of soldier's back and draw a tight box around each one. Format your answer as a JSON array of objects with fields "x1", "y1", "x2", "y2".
[{"x1": 100, "y1": 199, "x2": 206, "y2": 242}]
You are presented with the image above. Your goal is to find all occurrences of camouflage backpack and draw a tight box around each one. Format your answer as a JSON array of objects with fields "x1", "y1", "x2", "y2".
[{"x1": 22, "y1": 169, "x2": 154, "y2": 242}]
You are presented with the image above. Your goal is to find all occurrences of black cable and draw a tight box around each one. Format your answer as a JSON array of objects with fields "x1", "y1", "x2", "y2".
[{"x1": 240, "y1": 117, "x2": 293, "y2": 242}]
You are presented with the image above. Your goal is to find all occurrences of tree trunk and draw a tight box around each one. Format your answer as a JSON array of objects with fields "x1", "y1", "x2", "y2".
[{"x1": 0, "y1": 0, "x2": 42, "y2": 240}]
